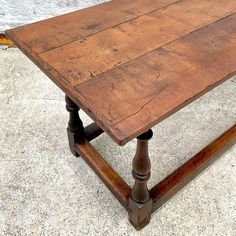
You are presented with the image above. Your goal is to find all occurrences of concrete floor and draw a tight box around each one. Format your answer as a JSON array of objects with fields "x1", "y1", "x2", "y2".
[{"x1": 0, "y1": 48, "x2": 235, "y2": 236}]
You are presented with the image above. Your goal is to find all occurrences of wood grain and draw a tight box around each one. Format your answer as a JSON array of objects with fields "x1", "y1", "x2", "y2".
[
  {"x1": 6, "y1": 1, "x2": 236, "y2": 229},
  {"x1": 6, "y1": 0, "x2": 179, "y2": 53},
  {"x1": 40, "y1": 0, "x2": 236, "y2": 86},
  {"x1": 75, "y1": 13, "x2": 236, "y2": 145},
  {"x1": 5, "y1": 0, "x2": 236, "y2": 145}
]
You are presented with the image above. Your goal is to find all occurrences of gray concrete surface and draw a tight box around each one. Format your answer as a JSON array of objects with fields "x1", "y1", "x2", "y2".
[{"x1": 0, "y1": 48, "x2": 235, "y2": 236}]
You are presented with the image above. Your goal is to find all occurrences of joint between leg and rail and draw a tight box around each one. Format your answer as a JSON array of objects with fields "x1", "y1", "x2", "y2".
[
  {"x1": 75, "y1": 140, "x2": 131, "y2": 209},
  {"x1": 65, "y1": 95, "x2": 104, "y2": 156}
]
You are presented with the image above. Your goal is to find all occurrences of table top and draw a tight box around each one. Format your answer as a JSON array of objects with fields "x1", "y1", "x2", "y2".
[{"x1": 6, "y1": 0, "x2": 236, "y2": 145}]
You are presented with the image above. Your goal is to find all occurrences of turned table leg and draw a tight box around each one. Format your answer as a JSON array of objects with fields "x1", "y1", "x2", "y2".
[
  {"x1": 65, "y1": 95, "x2": 85, "y2": 156},
  {"x1": 128, "y1": 129, "x2": 153, "y2": 230}
]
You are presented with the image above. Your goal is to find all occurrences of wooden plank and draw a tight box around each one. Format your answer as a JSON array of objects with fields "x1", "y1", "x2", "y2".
[
  {"x1": 75, "y1": 140, "x2": 131, "y2": 209},
  {"x1": 5, "y1": 0, "x2": 179, "y2": 54},
  {"x1": 150, "y1": 124, "x2": 236, "y2": 212},
  {"x1": 74, "y1": 13, "x2": 236, "y2": 145},
  {"x1": 40, "y1": 0, "x2": 236, "y2": 86},
  {"x1": 5, "y1": 0, "x2": 236, "y2": 146}
]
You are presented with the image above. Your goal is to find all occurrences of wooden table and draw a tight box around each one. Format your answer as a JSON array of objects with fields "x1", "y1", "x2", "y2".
[{"x1": 6, "y1": 0, "x2": 236, "y2": 230}]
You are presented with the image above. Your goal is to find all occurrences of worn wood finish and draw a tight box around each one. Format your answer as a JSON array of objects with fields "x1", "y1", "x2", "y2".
[
  {"x1": 40, "y1": 0, "x2": 236, "y2": 86},
  {"x1": 7, "y1": 0, "x2": 179, "y2": 53},
  {"x1": 6, "y1": 0, "x2": 236, "y2": 231},
  {"x1": 75, "y1": 13, "x2": 236, "y2": 144},
  {"x1": 75, "y1": 140, "x2": 131, "y2": 210},
  {"x1": 6, "y1": 0, "x2": 236, "y2": 145},
  {"x1": 150, "y1": 124, "x2": 236, "y2": 212}
]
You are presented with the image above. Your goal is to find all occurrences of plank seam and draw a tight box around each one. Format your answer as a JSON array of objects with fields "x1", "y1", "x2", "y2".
[
  {"x1": 38, "y1": 0, "x2": 183, "y2": 54},
  {"x1": 74, "y1": 11, "x2": 236, "y2": 91}
]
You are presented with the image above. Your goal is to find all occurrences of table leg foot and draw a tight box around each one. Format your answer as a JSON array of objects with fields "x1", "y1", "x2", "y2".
[
  {"x1": 128, "y1": 129, "x2": 153, "y2": 230},
  {"x1": 128, "y1": 197, "x2": 152, "y2": 230}
]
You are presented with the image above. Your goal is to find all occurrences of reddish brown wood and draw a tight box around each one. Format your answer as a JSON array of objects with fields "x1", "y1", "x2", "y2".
[
  {"x1": 128, "y1": 129, "x2": 153, "y2": 230},
  {"x1": 75, "y1": 13, "x2": 236, "y2": 145},
  {"x1": 40, "y1": 0, "x2": 236, "y2": 86},
  {"x1": 5, "y1": 0, "x2": 236, "y2": 145},
  {"x1": 6, "y1": 0, "x2": 179, "y2": 53},
  {"x1": 75, "y1": 140, "x2": 131, "y2": 210},
  {"x1": 5, "y1": 0, "x2": 236, "y2": 231},
  {"x1": 65, "y1": 95, "x2": 85, "y2": 156},
  {"x1": 71, "y1": 123, "x2": 235, "y2": 230},
  {"x1": 150, "y1": 124, "x2": 236, "y2": 212}
]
